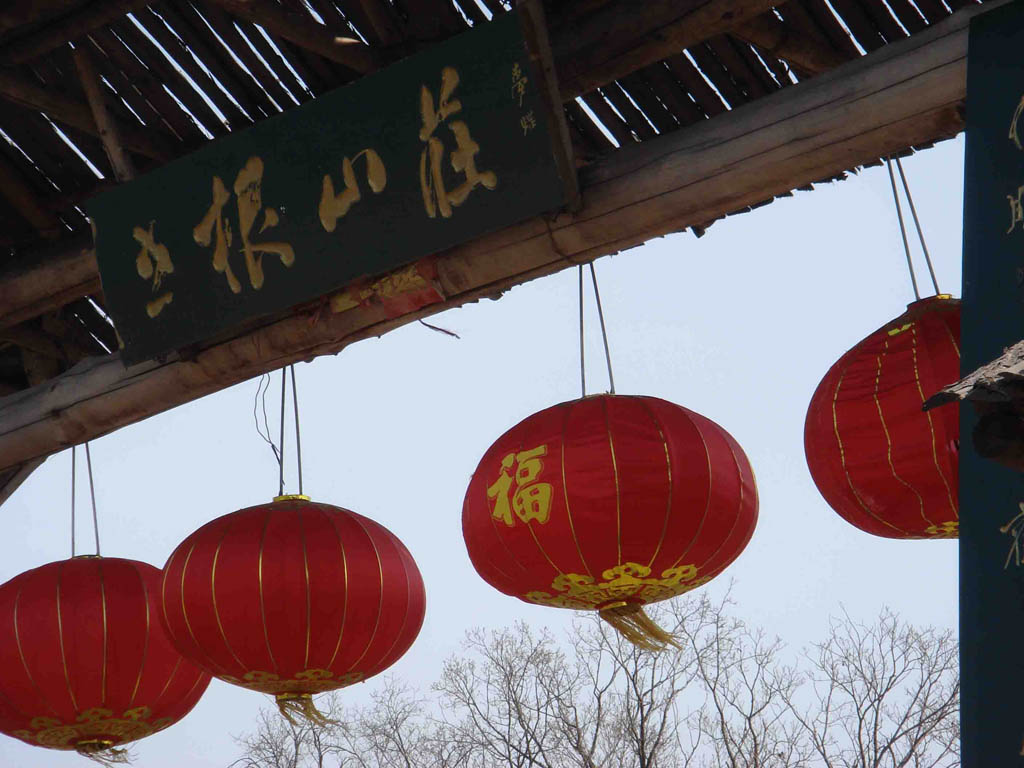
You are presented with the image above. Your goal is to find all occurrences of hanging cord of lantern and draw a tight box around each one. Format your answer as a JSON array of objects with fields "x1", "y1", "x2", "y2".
[
  {"x1": 70, "y1": 444, "x2": 131, "y2": 766},
  {"x1": 255, "y1": 366, "x2": 338, "y2": 725},
  {"x1": 70, "y1": 442, "x2": 102, "y2": 558},
  {"x1": 886, "y1": 155, "x2": 942, "y2": 299},
  {"x1": 255, "y1": 365, "x2": 305, "y2": 500},
  {"x1": 578, "y1": 262, "x2": 678, "y2": 651},
  {"x1": 578, "y1": 262, "x2": 617, "y2": 397}
]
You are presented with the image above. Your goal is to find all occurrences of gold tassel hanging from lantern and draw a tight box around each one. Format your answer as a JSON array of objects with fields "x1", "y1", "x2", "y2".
[
  {"x1": 598, "y1": 602, "x2": 682, "y2": 651},
  {"x1": 275, "y1": 693, "x2": 338, "y2": 728}
]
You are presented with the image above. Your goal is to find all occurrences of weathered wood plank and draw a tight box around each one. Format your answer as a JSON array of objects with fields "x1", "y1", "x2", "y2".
[
  {"x1": 0, "y1": 241, "x2": 99, "y2": 330},
  {"x1": 0, "y1": 0, "x2": 994, "y2": 472}
]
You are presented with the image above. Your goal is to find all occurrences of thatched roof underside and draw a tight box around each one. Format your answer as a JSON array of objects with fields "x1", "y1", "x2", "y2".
[{"x1": 0, "y1": 0, "x2": 984, "y2": 396}]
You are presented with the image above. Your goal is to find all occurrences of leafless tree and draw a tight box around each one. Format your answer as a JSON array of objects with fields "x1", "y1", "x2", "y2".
[
  {"x1": 787, "y1": 607, "x2": 959, "y2": 768},
  {"x1": 230, "y1": 598, "x2": 958, "y2": 768},
  {"x1": 672, "y1": 601, "x2": 811, "y2": 768}
]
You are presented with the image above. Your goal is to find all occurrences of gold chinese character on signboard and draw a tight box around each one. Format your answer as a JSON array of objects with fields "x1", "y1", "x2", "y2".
[
  {"x1": 1009, "y1": 185, "x2": 1024, "y2": 234},
  {"x1": 419, "y1": 66, "x2": 498, "y2": 219},
  {"x1": 511, "y1": 62, "x2": 528, "y2": 107},
  {"x1": 319, "y1": 149, "x2": 387, "y2": 232},
  {"x1": 486, "y1": 444, "x2": 553, "y2": 526},
  {"x1": 1011, "y1": 94, "x2": 1024, "y2": 150},
  {"x1": 520, "y1": 111, "x2": 537, "y2": 136},
  {"x1": 133, "y1": 221, "x2": 174, "y2": 318},
  {"x1": 193, "y1": 156, "x2": 294, "y2": 293}
]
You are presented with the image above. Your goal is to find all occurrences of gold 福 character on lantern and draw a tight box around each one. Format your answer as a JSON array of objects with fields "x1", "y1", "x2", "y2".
[
  {"x1": 486, "y1": 444, "x2": 553, "y2": 526},
  {"x1": 132, "y1": 221, "x2": 174, "y2": 318},
  {"x1": 319, "y1": 149, "x2": 387, "y2": 232},
  {"x1": 193, "y1": 156, "x2": 295, "y2": 293},
  {"x1": 419, "y1": 66, "x2": 497, "y2": 219}
]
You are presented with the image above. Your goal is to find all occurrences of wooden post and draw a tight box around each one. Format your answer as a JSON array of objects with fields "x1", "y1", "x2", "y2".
[{"x1": 960, "y1": 3, "x2": 1024, "y2": 764}]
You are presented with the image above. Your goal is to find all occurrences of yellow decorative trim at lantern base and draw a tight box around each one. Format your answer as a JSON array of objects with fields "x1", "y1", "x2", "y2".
[
  {"x1": 10, "y1": 705, "x2": 172, "y2": 755},
  {"x1": 273, "y1": 494, "x2": 311, "y2": 503},
  {"x1": 924, "y1": 521, "x2": 958, "y2": 538},
  {"x1": 524, "y1": 561, "x2": 708, "y2": 610},
  {"x1": 220, "y1": 668, "x2": 364, "y2": 694},
  {"x1": 523, "y1": 561, "x2": 706, "y2": 651}
]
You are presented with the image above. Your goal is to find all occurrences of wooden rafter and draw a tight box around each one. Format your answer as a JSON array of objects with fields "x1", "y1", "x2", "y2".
[
  {"x1": 72, "y1": 45, "x2": 135, "y2": 182},
  {"x1": 0, "y1": 0, "x2": 986, "y2": 472}
]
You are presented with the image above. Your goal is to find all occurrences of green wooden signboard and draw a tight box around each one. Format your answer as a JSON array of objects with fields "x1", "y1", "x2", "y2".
[
  {"x1": 963, "y1": 2, "x2": 1024, "y2": 763},
  {"x1": 86, "y1": 12, "x2": 567, "y2": 363}
]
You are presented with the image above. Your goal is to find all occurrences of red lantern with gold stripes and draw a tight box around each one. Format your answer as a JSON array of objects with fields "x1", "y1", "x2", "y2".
[
  {"x1": 804, "y1": 295, "x2": 960, "y2": 538},
  {"x1": 0, "y1": 556, "x2": 210, "y2": 760},
  {"x1": 462, "y1": 394, "x2": 758, "y2": 648},
  {"x1": 160, "y1": 495, "x2": 425, "y2": 723}
]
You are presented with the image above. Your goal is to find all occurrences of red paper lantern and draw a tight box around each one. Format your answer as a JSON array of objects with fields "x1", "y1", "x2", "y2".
[
  {"x1": 160, "y1": 495, "x2": 425, "y2": 722},
  {"x1": 0, "y1": 556, "x2": 210, "y2": 758},
  {"x1": 804, "y1": 295, "x2": 960, "y2": 539},
  {"x1": 462, "y1": 394, "x2": 758, "y2": 647}
]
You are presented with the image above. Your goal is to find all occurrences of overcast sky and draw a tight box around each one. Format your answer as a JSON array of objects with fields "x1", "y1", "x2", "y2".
[{"x1": 0, "y1": 136, "x2": 964, "y2": 767}]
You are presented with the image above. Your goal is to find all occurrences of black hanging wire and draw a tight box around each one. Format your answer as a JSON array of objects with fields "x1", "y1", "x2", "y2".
[
  {"x1": 254, "y1": 366, "x2": 304, "y2": 497},
  {"x1": 70, "y1": 442, "x2": 101, "y2": 557},
  {"x1": 579, "y1": 265, "x2": 586, "y2": 398},
  {"x1": 894, "y1": 157, "x2": 941, "y2": 296},
  {"x1": 86, "y1": 443, "x2": 100, "y2": 556},
  {"x1": 578, "y1": 262, "x2": 617, "y2": 396},
  {"x1": 70, "y1": 446, "x2": 76, "y2": 557},
  {"x1": 886, "y1": 157, "x2": 920, "y2": 301},
  {"x1": 254, "y1": 374, "x2": 282, "y2": 466},
  {"x1": 278, "y1": 367, "x2": 287, "y2": 497},
  {"x1": 291, "y1": 366, "x2": 303, "y2": 496},
  {"x1": 589, "y1": 262, "x2": 616, "y2": 395}
]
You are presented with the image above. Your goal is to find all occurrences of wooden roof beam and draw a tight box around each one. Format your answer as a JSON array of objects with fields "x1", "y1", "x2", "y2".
[
  {"x1": 0, "y1": 240, "x2": 99, "y2": 330},
  {"x1": 553, "y1": 0, "x2": 790, "y2": 99},
  {"x1": 0, "y1": 1, "x2": 83, "y2": 37},
  {"x1": 0, "y1": 70, "x2": 171, "y2": 161},
  {"x1": 0, "y1": 0, "x2": 155, "y2": 66},
  {"x1": 0, "y1": 0, "x2": 992, "y2": 473},
  {"x1": 204, "y1": 0, "x2": 380, "y2": 74},
  {"x1": 732, "y1": 13, "x2": 851, "y2": 75},
  {"x1": 0, "y1": 151, "x2": 63, "y2": 239}
]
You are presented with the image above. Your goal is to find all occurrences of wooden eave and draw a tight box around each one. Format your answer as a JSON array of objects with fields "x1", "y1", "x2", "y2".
[{"x1": 0, "y1": 0, "x2": 996, "y2": 494}]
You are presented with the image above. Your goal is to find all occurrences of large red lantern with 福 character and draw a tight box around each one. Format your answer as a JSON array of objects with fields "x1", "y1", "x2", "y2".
[
  {"x1": 0, "y1": 556, "x2": 211, "y2": 761},
  {"x1": 804, "y1": 294, "x2": 960, "y2": 538},
  {"x1": 463, "y1": 394, "x2": 758, "y2": 649},
  {"x1": 160, "y1": 495, "x2": 425, "y2": 723}
]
